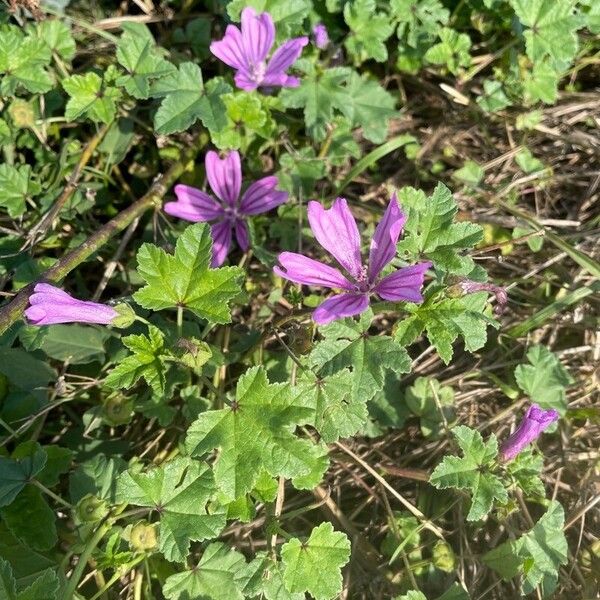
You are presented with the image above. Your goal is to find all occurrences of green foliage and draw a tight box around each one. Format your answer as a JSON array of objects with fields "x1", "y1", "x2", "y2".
[
  {"x1": 150, "y1": 63, "x2": 230, "y2": 135},
  {"x1": 115, "y1": 23, "x2": 174, "y2": 99},
  {"x1": 281, "y1": 522, "x2": 351, "y2": 600},
  {"x1": 484, "y1": 501, "x2": 568, "y2": 595},
  {"x1": 0, "y1": 25, "x2": 53, "y2": 95},
  {"x1": 395, "y1": 292, "x2": 498, "y2": 364},
  {"x1": 509, "y1": 0, "x2": 582, "y2": 64},
  {"x1": 0, "y1": 559, "x2": 59, "y2": 600},
  {"x1": 391, "y1": 0, "x2": 449, "y2": 48},
  {"x1": 477, "y1": 80, "x2": 511, "y2": 113},
  {"x1": 163, "y1": 543, "x2": 264, "y2": 600},
  {"x1": 310, "y1": 309, "x2": 411, "y2": 402},
  {"x1": 116, "y1": 457, "x2": 226, "y2": 562},
  {"x1": 133, "y1": 223, "x2": 244, "y2": 323},
  {"x1": 280, "y1": 62, "x2": 396, "y2": 143},
  {"x1": 0, "y1": 448, "x2": 46, "y2": 508},
  {"x1": 514, "y1": 345, "x2": 573, "y2": 413},
  {"x1": 226, "y1": 0, "x2": 311, "y2": 37},
  {"x1": 62, "y1": 72, "x2": 121, "y2": 124},
  {"x1": 405, "y1": 376, "x2": 455, "y2": 438},
  {"x1": 104, "y1": 325, "x2": 168, "y2": 395},
  {"x1": 344, "y1": 0, "x2": 394, "y2": 63},
  {"x1": 186, "y1": 367, "x2": 327, "y2": 499},
  {"x1": 296, "y1": 369, "x2": 366, "y2": 442},
  {"x1": 397, "y1": 183, "x2": 484, "y2": 274},
  {"x1": 0, "y1": 164, "x2": 41, "y2": 218},
  {"x1": 425, "y1": 28, "x2": 472, "y2": 74},
  {"x1": 430, "y1": 426, "x2": 508, "y2": 520}
]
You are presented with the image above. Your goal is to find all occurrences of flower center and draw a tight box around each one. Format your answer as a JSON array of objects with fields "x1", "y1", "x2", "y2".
[
  {"x1": 249, "y1": 61, "x2": 267, "y2": 84},
  {"x1": 223, "y1": 205, "x2": 240, "y2": 221},
  {"x1": 354, "y1": 265, "x2": 371, "y2": 293}
]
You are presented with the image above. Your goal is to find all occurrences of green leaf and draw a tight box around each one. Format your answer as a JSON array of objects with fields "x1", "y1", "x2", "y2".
[
  {"x1": 133, "y1": 223, "x2": 243, "y2": 323},
  {"x1": 281, "y1": 522, "x2": 351, "y2": 600},
  {"x1": 477, "y1": 79, "x2": 511, "y2": 113},
  {"x1": 522, "y1": 60, "x2": 559, "y2": 105},
  {"x1": 104, "y1": 325, "x2": 168, "y2": 395},
  {"x1": 0, "y1": 448, "x2": 46, "y2": 508},
  {"x1": 116, "y1": 457, "x2": 226, "y2": 563},
  {"x1": 506, "y1": 449, "x2": 545, "y2": 498},
  {"x1": 34, "y1": 20, "x2": 76, "y2": 60},
  {"x1": 344, "y1": 72, "x2": 397, "y2": 144},
  {"x1": 0, "y1": 560, "x2": 59, "y2": 600},
  {"x1": 19, "y1": 324, "x2": 111, "y2": 364},
  {"x1": 12, "y1": 442, "x2": 72, "y2": 488},
  {"x1": 509, "y1": 0, "x2": 582, "y2": 63},
  {"x1": 430, "y1": 426, "x2": 507, "y2": 521},
  {"x1": 453, "y1": 160, "x2": 484, "y2": 187},
  {"x1": 484, "y1": 501, "x2": 568, "y2": 595},
  {"x1": 515, "y1": 148, "x2": 545, "y2": 174},
  {"x1": 186, "y1": 366, "x2": 327, "y2": 499},
  {"x1": 163, "y1": 542, "x2": 260, "y2": 600},
  {"x1": 62, "y1": 72, "x2": 121, "y2": 124},
  {"x1": 280, "y1": 61, "x2": 352, "y2": 141},
  {"x1": 397, "y1": 592, "x2": 427, "y2": 600},
  {"x1": 344, "y1": 0, "x2": 394, "y2": 63},
  {"x1": 0, "y1": 486, "x2": 57, "y2": 552},
  {"x1": 395, "y1": 292, "x2": 497, "y2": 364},
  {"x1": 116, "y1": 23, "x2": 175, "y2": 99},
  {"x1": 405, "y1": 376, "x2": 455, "y2": 438},
  {"x1": 309, "y1": 309, "x2": 411, "y2": 402},
  {"x1": 277, "y1": 147, "x2": 327, "y2": 196},
  {"x1": 514, "y1": 345, "x2": 573, "y2": 414},
  {"x1": 151, "y1": 63, "x2": 230, "y2": 135},
  {"x1": 295, "y1": 369, "x2": 367, "y2": 442},
  {"x1": 0, "y1": 164, "x2": 41, "y2": 218},
  {"x1": 262, "y1": 560, "x2": 304, "y2": 600},
  {"x1": 0, "y1": 25, "x2": 53, "y2": 95},
  {"x1": 424, "y1": 28, "x2": 472, "y2": 74},
  {"x1": 581, "y1": 0, "x2": 600, "y2": 34},
  {"x1": 69, "y1": 454, "x2": 127, "y2": 503},
  {"x1": 391, "y1": 0, "x2": 449, "y2": 47},
  {"x1": 397, "y1": 183, "x2": 483, "y2": 274}
]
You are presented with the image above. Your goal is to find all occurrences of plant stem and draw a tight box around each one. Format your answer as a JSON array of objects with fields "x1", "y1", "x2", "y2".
[
  {"x1": 0, "y1": 134, "x2": 207, "y2": 336},
  {"x1": 63, "y1": 521, "x2": 111, "y2": 600},
  {"x1": 177, "y1": 305, "x2": 183, "y2": 338},
  {"x1": 31, "y1": 479, "x2": 73, "y2": 510},
  {"x1": 88, "y1": 556, "x2": 145, "y2": 600}
]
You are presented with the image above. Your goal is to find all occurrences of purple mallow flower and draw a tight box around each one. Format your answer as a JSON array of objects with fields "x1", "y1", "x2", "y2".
[
  {"x1": 25, "y1": 284, "x2": 118, "y2": 325},
  {"x1": 274, "y1": 195, "x2": 431, "y2": 325},
  {"x1": 210, "y1": 7, "x2": 308, "y2": 91},
  {"x1": 313, "y1": 23, "x2": 329, "y2": 50},
  {"x1": 499, "y1": 404, "x2": 559, "y2": 462},
  {"x1": 165, "y1": 150, "x2": 288, "y2": 267}
]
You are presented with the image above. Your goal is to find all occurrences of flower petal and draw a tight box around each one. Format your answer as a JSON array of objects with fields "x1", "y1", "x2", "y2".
[
  {"x1": 234, "y1": 70, "x2": 259, "y2": 91},
  {"x1": 210, "y1": 221, "x2": 233, "y2": 267},
  {"x1": 210, "y1": 24, "x2": 248, "y2": 70},
  {"x1": 241, "y1": 7, "x2": 275, "y2": 65},
  {"x1": 265, "y1": 37, "x2": 308, "y2": 77},
  {"x1": 26, "y1": 284, "x2": 118, "y2": 325},
  {"x1": 239, "y1": 176, "x2": 288, "y2": 215},
  {"x1": 313, "y1": 293, "x2": 369, "y2": 325},
  {"x1": 164, "y1": 185, "x2": 224, "y2": 222},
  {"x1": 235, "y1": 219, "x2": 250, "y2": 251},
  {"x1": 373, "y1": 262, "x2": 431, "y2": 302},
  {"x1": 368, "y1": 193, "x2": 406, "y2": 281},
  {"x1": 313, "y1": 23, "x2": 329, "y2": 50},
  {"x1": 499, "y1": 404, "x2": 559, "y2": 462},
  {"x1": 205, "y1": 150, "x2": 242, "y2": 205},
  {"x1": 274, "y1": 252, "x2": 354, "y2": 290},
  {"x1": 307, "y1": 198, "x2": 363, "y2": 280}
]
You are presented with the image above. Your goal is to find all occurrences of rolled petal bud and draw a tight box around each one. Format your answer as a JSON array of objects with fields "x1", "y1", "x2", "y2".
[
  {"x1": 25, "y1": 284, "x2": 118, "y2": 326},
  {"x1": 313, "y1": 23, "x2": 329, "y2": 50},
  {"x1": 458, "y1": 279, "x2": 508, "y2": 315},
  {"x1": 499, "y1": 404, "x2": 559, "y2": 462}
]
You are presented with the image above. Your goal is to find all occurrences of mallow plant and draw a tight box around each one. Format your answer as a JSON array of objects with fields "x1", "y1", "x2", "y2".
[{"x1": 0, "y1": 0, "x2": 585, "y2": 598}]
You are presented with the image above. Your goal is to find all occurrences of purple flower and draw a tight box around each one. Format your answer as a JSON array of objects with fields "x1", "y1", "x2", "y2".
[
  {"x1": 274, "y1": 195, "x2": 431, "y2": 325},
  {"x1": 313, "y1": 23, "x2": 329, "y2": 50},
  {"x1": 210, "y1": 7, "x2": 308, "y2": 91},
  {"x1": 25, "y1": 284, "x2": 118, "y2": 326},
  {"x1": 499, "y1": 404, "x2": 559, "y2": 462},
  {"x1": 165, "y1": 150, "x2": 288, "y2": 267}
]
